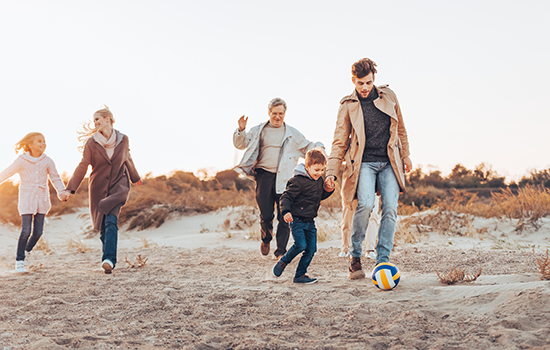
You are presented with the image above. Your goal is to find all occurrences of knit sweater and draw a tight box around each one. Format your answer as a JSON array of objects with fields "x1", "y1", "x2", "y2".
[
  {"x1": 358, "y1": 88, "x2": 391, "y2": 162},
  {"x1": 0, "y1": 153, "x2": 65, "y2": 215}
]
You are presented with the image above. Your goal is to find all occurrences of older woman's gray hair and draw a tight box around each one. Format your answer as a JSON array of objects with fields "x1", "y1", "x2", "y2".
[{"x1": 268, "y1": 97, "x2": 287, "y2": 112}]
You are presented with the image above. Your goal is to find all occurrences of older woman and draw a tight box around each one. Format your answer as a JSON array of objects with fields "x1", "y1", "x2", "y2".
[{"x1": 65, "y1": 106, "x2": 141, "y2": 274}]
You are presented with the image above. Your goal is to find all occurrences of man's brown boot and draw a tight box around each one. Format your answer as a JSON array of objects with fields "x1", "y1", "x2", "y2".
[
  {"x1": 260, "y1": 242, "x2": 270, "y2": 256},
  {"x1": 348, "y1": 257, "x2": 366, "y2": 279}
]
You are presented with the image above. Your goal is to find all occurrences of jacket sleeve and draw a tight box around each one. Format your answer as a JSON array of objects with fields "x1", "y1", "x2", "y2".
[
  {"x1": 321, "y1": 187, "x2": 334, "y2": 201},
  {"x1": 292, "y1": 129, "x2": 324, "y2": 157},
  {"x1": 47, "y1": 158, "x2": 66, "y2": 197},
  {"x1": 279, "y1": 177, "x2": 300, "y2": 216},
  {"x1": 326, "y1": 103, "x2": 352, "y2": 178},
  {"x1": 66, "y1": 140, "x2": 92, "y2": 193},
  {"x1": 233, "y1": 127, "x2": 253, "y2": 150},
  {"x1": 0, "y1": 158, "x2": 21, "y2": 185},
  {"x1": 125, "y1": 137, "x2": 141, "y2": 183},
  {"x1": 392, "y1": 92, "x2": 410, "y2": 159}
]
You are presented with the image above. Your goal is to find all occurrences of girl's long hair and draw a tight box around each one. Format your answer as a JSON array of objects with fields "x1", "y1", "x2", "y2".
[
  {"x1": 77, "y1": 105, "x2": 115, "y2": 152},
  {"x1": 15, "y1": 132, "x2": 44, "y2": 154}
]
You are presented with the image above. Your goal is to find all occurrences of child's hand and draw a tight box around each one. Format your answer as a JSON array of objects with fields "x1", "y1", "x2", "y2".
[
  {"x1": 324, "y1": 176, "x2": 335, "y2": 192},
  {"x1": 59, "y1": 190, "x2": 71, "y2": 202},
  {"x1": 284, "y1": 212, "x2": 293, "y2": 223}
]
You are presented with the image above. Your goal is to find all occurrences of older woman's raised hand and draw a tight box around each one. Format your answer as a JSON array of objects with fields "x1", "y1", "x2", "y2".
[{"x1": 238, "y1": 115, "x2": 248, "y2": 132}]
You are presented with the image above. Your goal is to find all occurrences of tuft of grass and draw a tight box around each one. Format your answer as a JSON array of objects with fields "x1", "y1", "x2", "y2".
[
  {"x1": 34, "y1": 237, "x2": 53, "y2": 255},
  {"x1": 536, "y1": 249, "x2": 550, "y2": 280},
  {"x1": 65, "y1": 236, "x2": 93, "y2": 253},
  {"x1": 491, "y1": 237, "x2": 536, "y2": 250},
  {"x1": 136, "y1": 236, "x2": 159, "y2": 249},
  {"x1": 125, "y1": 254, "x2": 148, "y2": 268},
  {"x1": 436, "y1": 267, "x2": 482, "y2": 285},
  {"x1": 492, "y1": 186, "x2": 550, "y2": 232}
]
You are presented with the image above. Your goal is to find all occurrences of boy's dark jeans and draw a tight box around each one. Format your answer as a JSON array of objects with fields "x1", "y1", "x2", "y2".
[
  {"x1": 280, "y1": 217, "x2": 317, "y2": 278},
  {"x1": 16, "y1": 214, "x2": 45, "y2": 261},
  {"x1": 100, "y1": 214, "x2": 118, "y2": 267},
  {"x1": 255, "y1": 169, "x2": 290, "y2": 257}
]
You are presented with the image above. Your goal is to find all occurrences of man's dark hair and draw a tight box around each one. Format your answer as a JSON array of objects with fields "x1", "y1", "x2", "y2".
[{"x1": 352, "y1": 58, "x2": 377, "y2": 79}]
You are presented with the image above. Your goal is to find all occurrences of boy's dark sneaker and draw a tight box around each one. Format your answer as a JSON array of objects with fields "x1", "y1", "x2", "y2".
[
  {"x1": 348, "y1": 257, "x2": 365, "y2": 280},
  {"x1": 260, "y1": 242, "x2": 270, "y2": 256},
  {"x1": 272, "y1": 260, "x2": 287, "y2": 277},
  {"x1": 293, "y1": 275, "x2": 318, "y2": 284}
]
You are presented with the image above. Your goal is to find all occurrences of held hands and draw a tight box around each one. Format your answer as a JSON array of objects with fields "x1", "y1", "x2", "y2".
[
  {"x1": 59, "y1": 190, "x2": 71, "y2": 202},
  {"x1": 324, "y1": 175, "x2": 335, "y2": 192},
  {"x1": 283, "y1": 212, "x2": 293, "y2": 223},
  {"x1": 238, "y1": 115, "x2": 248, "y2": 132}
]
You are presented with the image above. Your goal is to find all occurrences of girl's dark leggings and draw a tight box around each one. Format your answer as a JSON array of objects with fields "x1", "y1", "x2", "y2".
[{"x1": 16, "y1": 213, "x2": 45, "y2": 261}]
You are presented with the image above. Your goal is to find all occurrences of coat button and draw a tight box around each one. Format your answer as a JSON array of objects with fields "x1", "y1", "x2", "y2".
[
  {"x1": 356, "y1": 142, "x2": 359, "y2": 145},
  {"x1": 351, "y1": 160, "x2": 355, "y2": 164}
]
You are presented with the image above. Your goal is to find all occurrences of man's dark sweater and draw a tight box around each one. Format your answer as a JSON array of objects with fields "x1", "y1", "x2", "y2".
[{"x1": 358, "y1": 88, "x2": 391, "y2": 163}]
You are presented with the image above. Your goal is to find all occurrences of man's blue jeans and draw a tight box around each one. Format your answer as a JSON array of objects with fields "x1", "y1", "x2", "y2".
[
  {"x1": 351, "y1": 162, "x2": 400, "y2": 264},
  {"x1": 280, "y1": 218, "x2": 317, "y2": 278},
  {"x1": 16, "y1": 214, "x2": 45, "y2": 261},
  {"x1": 100, "y1": 214, "x2": 118, "y2": 267}
]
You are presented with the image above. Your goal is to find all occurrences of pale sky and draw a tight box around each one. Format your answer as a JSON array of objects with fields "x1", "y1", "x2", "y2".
[{"x1": 1, "y1": 0, "x2": 549, "y2": 183}]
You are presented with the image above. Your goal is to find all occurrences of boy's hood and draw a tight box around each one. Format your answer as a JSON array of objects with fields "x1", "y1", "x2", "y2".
[
  {"x1": 293, "y1": 163, "x2": 312, "y2": 180},
  {"x1": 20, "y1": 152, "x2": 46, "y2": 164}
]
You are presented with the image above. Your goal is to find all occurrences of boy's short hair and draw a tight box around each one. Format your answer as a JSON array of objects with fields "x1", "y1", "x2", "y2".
[
  {"x1": 305, "y1": 149, "x2": 326, "y2": 167},
  {"x1": 352, "y1": 58, "x2": 377, "y2": 79}
]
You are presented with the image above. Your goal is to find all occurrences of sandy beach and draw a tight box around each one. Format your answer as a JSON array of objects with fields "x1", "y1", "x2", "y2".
[{"x1": 1, "y1": 208, "x2": 549, "y2": 349}]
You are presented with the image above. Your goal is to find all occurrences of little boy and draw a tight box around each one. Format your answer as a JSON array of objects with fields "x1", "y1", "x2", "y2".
[{"x1": 272, "y1": 149, "x2": 334, "y2": 284}]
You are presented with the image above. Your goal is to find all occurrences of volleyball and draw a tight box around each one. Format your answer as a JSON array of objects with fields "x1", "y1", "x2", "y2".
[{"x1": 371, "y1": 262, "x2": 400, "y2": 290}]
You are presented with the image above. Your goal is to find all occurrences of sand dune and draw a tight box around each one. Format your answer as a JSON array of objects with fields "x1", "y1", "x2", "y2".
[{"x1": 1, "y1": 208, "x2": 549, "y2": 349}]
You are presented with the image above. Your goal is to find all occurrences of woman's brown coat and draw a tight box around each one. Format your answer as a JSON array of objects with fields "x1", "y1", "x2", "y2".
[
  {"x1": 67, "y1": 131, "x2": 140, "y2": 230},
  {"x1": 326, "y1": 85, "x2": 410, "y2": 209}
]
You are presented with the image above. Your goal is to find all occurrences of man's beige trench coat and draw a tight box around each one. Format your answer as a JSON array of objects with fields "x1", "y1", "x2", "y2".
[
  {"x1": 326, "y1": 85, "x2": 411, "y2": 210},
  {"x1": 67, "y1": 131, "x2": 141, "y2": 231}
]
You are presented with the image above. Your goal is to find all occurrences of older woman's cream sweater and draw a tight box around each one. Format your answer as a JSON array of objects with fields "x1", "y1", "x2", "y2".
[{"x1": 0, "y1": 153, "x2": 65, "y2": 215}]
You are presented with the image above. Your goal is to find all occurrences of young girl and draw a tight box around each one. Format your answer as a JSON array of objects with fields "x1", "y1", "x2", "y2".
[
  {"x1": 65, "y1": 106, "x2": 141, "y2": 274},
  {"x1": 0, "y1": 132, "x2": 65, "y2": 273}
]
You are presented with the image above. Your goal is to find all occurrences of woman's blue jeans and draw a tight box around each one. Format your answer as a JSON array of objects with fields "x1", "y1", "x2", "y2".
[
  {"x1": 16, "y1": 214, "x2": 45, "y2": 261},
  {"x1": 100, "y1": 214, "x2": 118, "y2": 267},
  {"x1": 280, "y1": 217, "x2": 317, "y2": 278},
  {"x1": 351, "y1": 162, "x2": 400, "y2": 264}
]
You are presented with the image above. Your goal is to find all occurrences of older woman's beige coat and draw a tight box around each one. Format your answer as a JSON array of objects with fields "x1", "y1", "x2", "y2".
[
  {"x1": 67, "y1": 131, "x2": 140, "y2": 231},
  {"x1": 326, "y1": 85, "x2": 410, "y2": 210}
]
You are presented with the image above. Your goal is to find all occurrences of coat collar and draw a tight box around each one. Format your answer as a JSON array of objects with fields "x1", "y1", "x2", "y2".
[
  {"x1": 92, "y1": 130, "x2": 125, "y2": 163},
  {"x1": 20, "y1": 152, "x2": 47, "y2": 164}
]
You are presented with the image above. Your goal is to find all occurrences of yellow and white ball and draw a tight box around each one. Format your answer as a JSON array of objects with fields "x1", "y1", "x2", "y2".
[{"x1": 371, "y1": 262, "x2": 400, "y2": 290}]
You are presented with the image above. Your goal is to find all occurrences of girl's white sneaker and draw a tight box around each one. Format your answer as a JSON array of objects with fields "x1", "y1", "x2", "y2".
[
  {"x1": 338, "y1": 251, "x2": 350, "y2": 258},
  {"x1": 15, "y1": 261, "x2": 25, "y2": 273}
]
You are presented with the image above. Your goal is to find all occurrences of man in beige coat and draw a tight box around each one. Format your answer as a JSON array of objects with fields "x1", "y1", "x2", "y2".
[{"x1": 325, "y1": 58, "x2": 412, "y2": 279}]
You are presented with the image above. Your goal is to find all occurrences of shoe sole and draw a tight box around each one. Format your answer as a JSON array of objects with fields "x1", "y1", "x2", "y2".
[
  {"x1": 348, "y1": 270, "x2": 366, "y2": 280},
  {"x1": 294, "y1": 279, "x2": 318, "y2": 284},
  {"x1": 102, "y1": 262, "x2": 113, "y2": 274}
]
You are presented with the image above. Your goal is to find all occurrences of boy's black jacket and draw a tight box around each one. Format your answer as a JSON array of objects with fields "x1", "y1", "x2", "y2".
[{"x1": 280, "y1": 163, "x2": 334, "y2": 221}]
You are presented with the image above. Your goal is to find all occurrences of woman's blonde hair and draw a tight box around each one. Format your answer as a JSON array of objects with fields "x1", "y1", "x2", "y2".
[
  {"x1": 14, "y1": 132, "x2": 44, "y2": 154},
  {"x1": 77, "y1": 105, "x2": 115, "y2": 151}
]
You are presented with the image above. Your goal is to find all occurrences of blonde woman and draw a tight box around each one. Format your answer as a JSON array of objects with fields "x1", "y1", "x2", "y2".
[
  {"x1": 65, "y1": 106, "x2": 142, "y2": 274},
  {"x1": 0, "y1": 132, "x2": 65, "y2": 273}
]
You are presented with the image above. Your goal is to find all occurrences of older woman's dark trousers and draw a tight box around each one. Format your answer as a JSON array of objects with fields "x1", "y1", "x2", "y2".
[
  {"x1": 100, "y1": 214, "x2": 118, "y2": 267},
  {"x1": 17, "y1": 214, "x2": 45, "y2": 261},
  {"x1": 255, "y1": 169, "x2": 290, "y2": 257}
]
